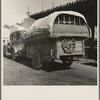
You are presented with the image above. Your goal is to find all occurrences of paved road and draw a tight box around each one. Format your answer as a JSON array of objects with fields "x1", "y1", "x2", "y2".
[{"x1": 3, "y1": 56, "x2": 97, "y2": 85}]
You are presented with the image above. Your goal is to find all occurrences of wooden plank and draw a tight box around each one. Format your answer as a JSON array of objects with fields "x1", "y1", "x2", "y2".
[{"x1": 52, "y1": 24, "x2": 89, "y2": 37}]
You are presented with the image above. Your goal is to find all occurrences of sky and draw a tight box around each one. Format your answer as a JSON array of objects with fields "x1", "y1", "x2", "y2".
[{"x1": 2, "y1": 0, "x2": 76, "y2": 38}]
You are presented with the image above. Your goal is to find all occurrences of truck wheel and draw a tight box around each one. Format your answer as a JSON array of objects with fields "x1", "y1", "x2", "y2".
[
  {"x1": 62, "y1": 60, "x2": 73, "y2": 67},
  {"x1": 62, "y1": 57, "x2": 73, "y2": 67},
  {"x1": 3, "y1": 52, "x2": 6, "y2": 57},
  {"x1": 32, "y1": 51, "x2": 42, "y2": 70},
  {"x1": 11, "y1": 49, "x2": 16, "y2": 61}
]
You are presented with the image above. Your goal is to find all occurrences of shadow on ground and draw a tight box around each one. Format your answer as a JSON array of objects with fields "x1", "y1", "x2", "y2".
[
  {"x1": 4, "y1": 55, "x2": 73, "y2": 72},
  {"x1": 81, "y1": 62, "x2": 97, "y2": 67},
  {"x1": 41, "y1": 62, "x2": 73, "y2": 72}
]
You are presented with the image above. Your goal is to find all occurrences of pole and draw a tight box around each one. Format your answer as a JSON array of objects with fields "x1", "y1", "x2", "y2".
[{"x1": 26, "y1": 6, "x2": 31, "y2": 17}]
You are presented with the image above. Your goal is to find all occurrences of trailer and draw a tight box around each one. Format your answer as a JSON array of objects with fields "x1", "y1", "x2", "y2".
[{"x1": 10, "y1": 11, "x2": 91, "y2": 69}]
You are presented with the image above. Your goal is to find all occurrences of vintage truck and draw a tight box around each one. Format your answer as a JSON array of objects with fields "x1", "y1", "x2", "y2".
[{"x1": 10, "y1": 11, "x2": 91, "y2": 69}]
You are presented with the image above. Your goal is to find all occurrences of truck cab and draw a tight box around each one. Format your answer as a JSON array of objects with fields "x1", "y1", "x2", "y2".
[{"x1": 10, "y1": 30, "x2": 25, "y2": 60}]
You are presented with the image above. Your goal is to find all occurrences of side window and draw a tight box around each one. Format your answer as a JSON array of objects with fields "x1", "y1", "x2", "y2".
[
  {"x1": 13, "y1": 33, "x2": 16, "y2": 41},
  {"x1": 12, "y1": 34, "x2": 13, "y2": 40},
  {"x1": 54, "y1": 14, "x2": 86, "y2": 26},
  {"x1": 10, "y1": 35, "x2": 12, "y2": 40},
  {"x1": 16, "y1": 32, "x2": 20, "y2": 40},
  {"x1": 10, "y1": 32, "x2": 22, "y2": 42}
]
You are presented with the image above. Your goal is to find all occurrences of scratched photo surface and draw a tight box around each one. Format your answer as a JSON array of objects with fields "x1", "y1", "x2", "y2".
[{"x1": 3, "y1": 0, "x2": 97, "y2": 85}]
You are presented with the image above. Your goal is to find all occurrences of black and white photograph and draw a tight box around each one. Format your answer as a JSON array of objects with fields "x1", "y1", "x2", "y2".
[{"x1": 2, "y1": 0, "x2": 99, "y2": 99}]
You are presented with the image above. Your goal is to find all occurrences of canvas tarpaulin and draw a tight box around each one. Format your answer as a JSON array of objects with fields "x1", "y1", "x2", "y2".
[{"x1": 22, "y1": 11, "x2": 89, "y2": 39}]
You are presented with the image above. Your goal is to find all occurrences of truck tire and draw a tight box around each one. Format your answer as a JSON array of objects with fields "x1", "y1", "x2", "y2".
[
  {"x1": 32, "y1": 51, "x2": 42, "y2": 70},
  {"x1": 11, "y1": 49, "x2": 16, "y2": 61},
  {"x1": 3, "y1": 52, "x2": 6, "y2": 57},
  {"x1": 62, "y1": 57, "x2": 73, "y2": 67},
  {"x1": 62, "y1": 60, "x2": 73, "y2": 67}
]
